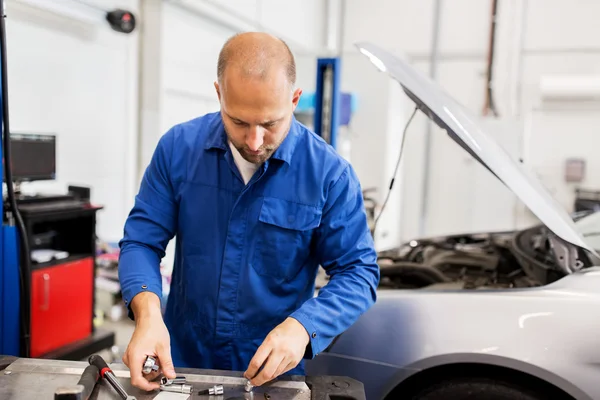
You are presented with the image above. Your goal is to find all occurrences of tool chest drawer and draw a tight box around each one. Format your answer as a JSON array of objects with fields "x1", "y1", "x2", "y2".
[{"x1": 29, "y1": 257, "x2": 94, "y2": 357}]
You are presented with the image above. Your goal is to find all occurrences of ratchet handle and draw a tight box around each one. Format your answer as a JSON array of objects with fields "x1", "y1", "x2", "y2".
[
  {"x1": 54, "y1": 365, "x2": 100, "y2": 400},
  {"x1": 77, "y1": 364, "x2": 100, "y2": 398},
  {"x1": 88, "y1": 354, "x2": 111, "y2": 378}
]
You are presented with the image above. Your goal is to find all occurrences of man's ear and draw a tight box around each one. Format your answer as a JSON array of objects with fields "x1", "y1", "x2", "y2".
[
  {"x1": 291, "y1": 88, "x2": 302, "y2": 110},
  {"x1": 214, "y1": 81, "x2": 221, "y2": 102}
]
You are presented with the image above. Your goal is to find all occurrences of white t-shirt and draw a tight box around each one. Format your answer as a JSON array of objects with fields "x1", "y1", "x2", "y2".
[{"x1": 229, "y1": 141, "x2": 260, "y2": 185}]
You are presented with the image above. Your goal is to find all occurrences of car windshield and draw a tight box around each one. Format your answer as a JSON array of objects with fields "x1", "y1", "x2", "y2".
[{"x1": 574, "y1": 211, "x2": 600, "y2": 252}]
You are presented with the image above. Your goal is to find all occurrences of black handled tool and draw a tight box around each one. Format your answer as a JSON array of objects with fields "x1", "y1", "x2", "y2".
[
  {"x1": 54, "y1": 364, "x2": 100, "y2": 400},
  {"x1": 88, "y1": 354, "x2": 136, "y2": 400}
]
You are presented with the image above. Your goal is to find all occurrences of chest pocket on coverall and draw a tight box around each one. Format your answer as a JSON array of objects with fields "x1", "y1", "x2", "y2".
[{"x1": 252, "y1": 196, "x2": 322, "y2": 281}]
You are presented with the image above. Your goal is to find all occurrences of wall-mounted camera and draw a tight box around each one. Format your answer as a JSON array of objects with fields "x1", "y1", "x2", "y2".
[
  {"x1": 72, "y1": 1, "x2": 137, "y2": 34},
  {"x1": 106, "y1": 9, "x2": 136, "y2": 34}
]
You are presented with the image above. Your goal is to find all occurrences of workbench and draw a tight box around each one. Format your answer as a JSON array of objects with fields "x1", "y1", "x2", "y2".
[{"x1": 0, "y1": 356, "x2": 366, "y2": 400}]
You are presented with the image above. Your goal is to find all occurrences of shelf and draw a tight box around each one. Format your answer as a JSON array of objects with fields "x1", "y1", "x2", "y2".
[
  {"x1": 96, "y1": 267, "x2": 119, "y2": 280},
  {"x1": 30, "y1": 253, "x2": 92, "y2": 271},
  {"x1": 95, "y1": 276, "x2": 121, "y2": 294}
]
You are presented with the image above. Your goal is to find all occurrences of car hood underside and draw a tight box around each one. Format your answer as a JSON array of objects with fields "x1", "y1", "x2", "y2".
[{"x1": 355, "y1": 42, "x2": 599, "y2": 270}]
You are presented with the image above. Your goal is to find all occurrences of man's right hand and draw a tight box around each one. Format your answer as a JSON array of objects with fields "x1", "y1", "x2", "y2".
[{"x1": 122, "y1": 292, "x2": 177, "y2": 391}]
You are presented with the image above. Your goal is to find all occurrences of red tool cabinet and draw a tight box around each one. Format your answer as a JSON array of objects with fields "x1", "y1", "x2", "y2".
[
  {"x1": 30, "y1": 257, "x2": 94, "y2": 357},
  {"x1": 17, "y1": 198, "x2": 113, "y2": 359}
]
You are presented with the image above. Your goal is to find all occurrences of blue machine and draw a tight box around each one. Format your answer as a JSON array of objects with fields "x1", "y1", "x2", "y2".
[
  {"x1": 313, "y1": 57, "x2": 342, "y2": 149},
  {"x1": 0, "y1": 5, "x2": 23, "y2": 357}
]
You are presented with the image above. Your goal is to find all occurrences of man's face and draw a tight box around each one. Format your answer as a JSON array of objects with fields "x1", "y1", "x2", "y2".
[{"x1": 215, "y1": 68, "x2": 302, "y2": 164}]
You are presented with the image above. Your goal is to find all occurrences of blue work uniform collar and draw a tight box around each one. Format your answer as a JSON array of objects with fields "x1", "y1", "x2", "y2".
[{"x1": 204, "y1": 113, "x2": 301, "y2": 165}]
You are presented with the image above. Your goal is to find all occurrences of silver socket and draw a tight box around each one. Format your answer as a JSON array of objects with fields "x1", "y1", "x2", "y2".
[
  {"x1": 160, "y1": 376, "x2": 187, "y2": 385},
  {"x1": 142, "y1": 356, "x2": 159, "y2": 375},
  {"x1": 209, "y1": 385, "x2": 224, "y2": 395},
  {"x1": 160, "y1": 383, "x2": 193, "y2": 394},
  {"x1": 244, "y1": 379, "x2": 254, "y2": 392}
]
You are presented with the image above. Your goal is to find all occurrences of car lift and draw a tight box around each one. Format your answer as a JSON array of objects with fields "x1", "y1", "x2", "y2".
[{"x1": 314, "y1": 57, "x2": 342, "y2": 150}]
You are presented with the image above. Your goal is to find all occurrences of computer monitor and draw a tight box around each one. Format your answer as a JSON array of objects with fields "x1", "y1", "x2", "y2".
[{"x1": 6, "y1": 133, "x2": 56, "y2": 182}]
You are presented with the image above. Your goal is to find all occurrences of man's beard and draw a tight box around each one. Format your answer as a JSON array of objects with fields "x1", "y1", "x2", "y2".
[
  {"x1": 224, "y1": 121, "x2": 291, "y2": 165},
  {"x1": 236, "y1": 143, "x2": 275, "y2": 164}
]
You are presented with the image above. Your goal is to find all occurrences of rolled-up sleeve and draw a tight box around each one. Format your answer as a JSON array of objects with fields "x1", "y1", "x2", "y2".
[
  {"x1": 290, "y1": 164, "x2": 380, "y2": 358},
  {"x1": 118, "y1": 130, "x2": 178, "y2": 319}
]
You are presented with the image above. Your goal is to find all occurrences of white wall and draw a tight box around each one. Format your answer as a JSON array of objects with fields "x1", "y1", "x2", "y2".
[
  {"x1": 338, "y1": 51, "x2": 407, "y2": 250},
  {"x1": 160, "y1": 3, "x2": 230, "y2": 133},
  {"x1": 5, "y1": 0, "x2": 139, "y2": 243},
  {"x1": 342, "y1": 0, "x2": 600, "y2": 246}
]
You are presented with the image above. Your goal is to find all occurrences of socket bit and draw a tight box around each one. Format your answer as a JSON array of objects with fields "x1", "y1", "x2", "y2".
[
  {"x1": 197, "y1": 384, "x2": 224, "y2": 395},
  {"x1": 159, "y1": 383, "x2": 193, "y2": 394},
  {"x1": 244, "y1": 379, "x2": 254, "y2": 392},
  {"x1": 160, "y1": 376, "x2": 187, "y2": 385},
  {"x1": 209, "y1": 385, "x2": 224, "y2": 395}
]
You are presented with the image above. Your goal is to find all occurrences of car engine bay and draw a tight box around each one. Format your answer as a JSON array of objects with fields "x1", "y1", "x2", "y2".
[
  {"x1": 349, "y1": 189, "x2": 596, "y2": 292},
  {"x1": 376, "y1": 228, "x2": 563, "y2": 291}
]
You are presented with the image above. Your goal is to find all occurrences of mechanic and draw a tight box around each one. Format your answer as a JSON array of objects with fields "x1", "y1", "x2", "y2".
[{"x1": 117, "y1": 31, "x2": 380, "y2": 392}]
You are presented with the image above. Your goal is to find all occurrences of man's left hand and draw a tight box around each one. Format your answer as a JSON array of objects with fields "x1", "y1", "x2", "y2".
[{"x1": 244, "y1": 317, "x2": 309, "y2": 386}]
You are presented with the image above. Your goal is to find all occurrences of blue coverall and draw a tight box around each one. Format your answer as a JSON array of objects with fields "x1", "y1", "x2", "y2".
[{"x1": 118, "y1": 111, "x2": 380, "y2": 375}]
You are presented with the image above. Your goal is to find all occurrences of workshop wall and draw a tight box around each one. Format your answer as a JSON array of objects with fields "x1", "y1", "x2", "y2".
[
  {"x1": 4, "y1": 0, "x2": 139, "y2": 243},
  {"x1": 341, "y1": 0, "x2": 600, "y2": 247}
]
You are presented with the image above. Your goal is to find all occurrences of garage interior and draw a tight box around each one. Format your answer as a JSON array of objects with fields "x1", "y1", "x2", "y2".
[{"x1": 1, "y1": 0, "x2": 600, "y2": 399}]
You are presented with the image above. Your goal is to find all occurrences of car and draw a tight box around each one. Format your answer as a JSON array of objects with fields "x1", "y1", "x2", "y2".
[{"x1": 305, "y1": 42, "x2": 600, "y2": 400}]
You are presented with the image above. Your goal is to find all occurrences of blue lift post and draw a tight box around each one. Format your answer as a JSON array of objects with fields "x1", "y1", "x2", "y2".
[
  {"x1": 313, "y1": 57, "x2": 341, "y2": 150},
  {"x1": 0, "y1": 21, "x2": 21, "y2": 357}
]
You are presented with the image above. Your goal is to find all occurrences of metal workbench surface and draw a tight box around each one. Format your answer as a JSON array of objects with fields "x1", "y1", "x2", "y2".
[{"x1": 0, "y1": 356, "x2": 365, "y2": 400}]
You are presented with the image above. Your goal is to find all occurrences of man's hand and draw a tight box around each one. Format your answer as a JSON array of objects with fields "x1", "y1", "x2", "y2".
[
  {"x1": 244, "y1": 317, "x2": 309, "y2": 386},
  {"x1": 122, "y1": 292, "x2": 176, "y2": 391}
]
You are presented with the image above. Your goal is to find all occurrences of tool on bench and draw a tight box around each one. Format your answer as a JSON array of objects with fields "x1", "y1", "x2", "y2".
[
  {"x1": 196, "y1": 384, "x2": 224, "y2": 396},
  {"x1": 161, "y1": 376, "x2": 188, "y2": 385},
  {"x1": 54, "y1": 364, "x2": 100, "y2": 400},
  {"x1": 88, "y1": 354, "x2": 137, "y2": 400},
  {"x1": 158, "y1": 375, "x2": 192, "y2": 395},
  {"x1": 159, "y1": 382, "x2": 194, "y2": 394},
  {"x1": 142, "y1": 355, "x2": 225, "y2": 396},
  {"x1": 158, "y1": 374, "x2": 223, "y2": 395},
  {"x1": 144, "y1": 356, "x2": 189, "y2": 393}
]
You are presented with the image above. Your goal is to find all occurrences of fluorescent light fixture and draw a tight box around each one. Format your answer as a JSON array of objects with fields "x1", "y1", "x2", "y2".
[{"x1": 357, "y1": 46, "x2": 387, "y2": 72}]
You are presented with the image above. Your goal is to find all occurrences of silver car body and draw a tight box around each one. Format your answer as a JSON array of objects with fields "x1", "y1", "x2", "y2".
[{"x1": 305, "y1": 42, "x2": 600, "y2": 400}]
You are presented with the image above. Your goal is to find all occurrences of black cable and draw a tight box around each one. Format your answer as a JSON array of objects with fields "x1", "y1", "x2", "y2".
[
  {"x1": 0, "y1": 3, "x2": 31, "y2": 357},
  {"x1": 372, "y1": 106, "x2": 418, "y2": 235},
  {"x1": 485, "y1": 0, "x2": 499, "y2": 117}
]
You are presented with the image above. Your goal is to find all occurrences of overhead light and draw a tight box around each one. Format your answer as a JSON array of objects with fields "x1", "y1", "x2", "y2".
[{"x1": 358, "y1": 47, "x2": 387, "y2": 72}]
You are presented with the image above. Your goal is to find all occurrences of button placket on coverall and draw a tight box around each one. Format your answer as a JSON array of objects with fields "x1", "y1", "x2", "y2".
[{"x1": 214, "y1": 150, "x2": 267, "y2": 369}]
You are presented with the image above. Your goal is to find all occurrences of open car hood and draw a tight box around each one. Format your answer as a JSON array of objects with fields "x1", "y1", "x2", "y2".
[{"x1": 356, "y1": 41, "x2": 598, "y2": 266}]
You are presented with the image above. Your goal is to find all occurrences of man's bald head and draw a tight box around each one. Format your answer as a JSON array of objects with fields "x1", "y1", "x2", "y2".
[
  {"x1": 217, "y1": 32, "x2": 296, "y2": 89},
  {"x1": 214, "y1": 32, "x2": 303, "y2": 164}
]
